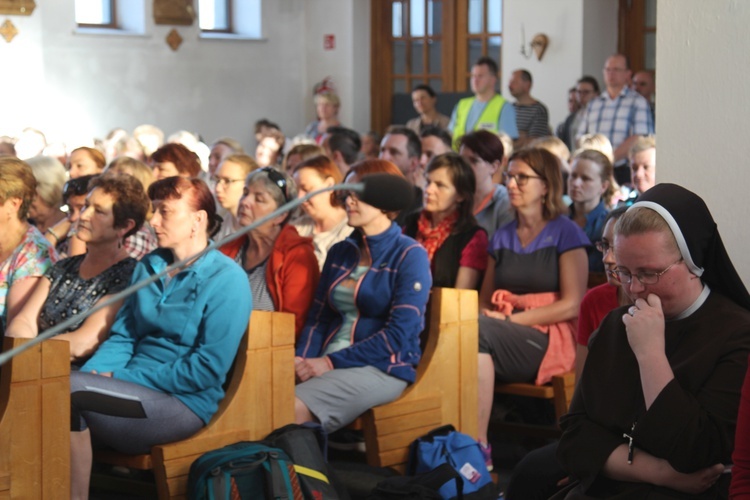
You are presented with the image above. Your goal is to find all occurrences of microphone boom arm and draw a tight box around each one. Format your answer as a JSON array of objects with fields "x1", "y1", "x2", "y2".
[{"x1": 0, "y1": 181, "x2": 365, "y2": 366}]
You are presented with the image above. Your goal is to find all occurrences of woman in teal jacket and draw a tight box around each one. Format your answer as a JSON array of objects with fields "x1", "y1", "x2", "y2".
[
  {"x1": 69, "y1": 177, "x2": 251, "y2": 499},
  {"x1": 295, "y1": 160, "x2": 432, "y2": 433}
]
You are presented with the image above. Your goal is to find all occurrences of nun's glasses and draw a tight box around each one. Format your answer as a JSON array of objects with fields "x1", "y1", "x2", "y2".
[{"x1": 609, "y1": 258, "x2": 683, "y2": 285}]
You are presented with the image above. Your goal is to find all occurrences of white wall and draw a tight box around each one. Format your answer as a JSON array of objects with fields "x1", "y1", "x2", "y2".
[
  {"x1": 0, "y1": 0, "x2": 372, "y2": 152},
  {"x1": 657, "y1": 0, "x2": 750, "y2": 283},
  {"x1": 502, "y1": 0, "x2": 617, "y2": 133},
  {"x1": 581, "y1": 0, "x2": 618, "y2": 85},
  {"x1": 0, "y1": 1, "x2": 628, "y2": 154},
  {"x1": 303, "y1": 0, "x2": 371, "y2": 135}
]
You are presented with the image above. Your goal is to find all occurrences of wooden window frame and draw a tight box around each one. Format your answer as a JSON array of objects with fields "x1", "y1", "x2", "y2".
[
  {"x1": 371, "y1": 1, "x2": 458, "y2": 134},
  {"x1": 455, "y1": 0, "x2": 503, "y2": 92},
  {"x1": 618, "y1": 0, "x2": 656, "y2": 73}
]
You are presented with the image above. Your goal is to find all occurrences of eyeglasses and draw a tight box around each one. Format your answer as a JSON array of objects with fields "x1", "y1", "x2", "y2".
[
  {"x1": 258, "y1": 167, "x2": 289, "y2": 204},
  {"x1": 502, "y1": 172, "x2": 543, "y2": 187},
  {"x1": 212, "y1": 176, "x2": 244, "y2": 187},
  {"x1": 609, "y1": 258, "x2": 683, "y2": 285},
  {"x1": 594, "y1": 240, "x2": 612, "y2": 254},
  {"x1": 334, "y1": 190, "x2": 359, "y2": 204}
]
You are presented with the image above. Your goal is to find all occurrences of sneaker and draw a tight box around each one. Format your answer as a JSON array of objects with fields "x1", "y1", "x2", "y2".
[
  {"x1": 328, "y1": 428, "x2": 366, "y2": 453},
  {"x1": 479, "y1": 442, "x2": 493, "y2": 472}
]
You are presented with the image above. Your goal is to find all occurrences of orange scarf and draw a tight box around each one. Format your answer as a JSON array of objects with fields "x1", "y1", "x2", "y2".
[{"x1": 416, "y1": 211, "x2": 457, "y2": 262}]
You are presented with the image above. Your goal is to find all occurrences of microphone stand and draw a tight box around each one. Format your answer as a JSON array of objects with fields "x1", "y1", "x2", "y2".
[{"x1": 0, "y1": 181, "x2": 365, "y2": 366}]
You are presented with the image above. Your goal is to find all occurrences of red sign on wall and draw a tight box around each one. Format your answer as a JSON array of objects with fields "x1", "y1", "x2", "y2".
[{"x1": 324, "y1": 34, "x2": 335, "y2": 50}]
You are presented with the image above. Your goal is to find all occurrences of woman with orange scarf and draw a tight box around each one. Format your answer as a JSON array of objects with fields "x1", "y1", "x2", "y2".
[{"x1": 402, "y1": 153, "x2": 487, "y2": 290}]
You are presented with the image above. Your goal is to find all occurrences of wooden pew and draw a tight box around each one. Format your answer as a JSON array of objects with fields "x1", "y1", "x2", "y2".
[
  {"x1": 0, "y1": 337, "x2": 71, "y2": 499},
  {"x1": 94, "y1": 310, "x2": 296, "y2": 499},
  {"x1": 493, "y1": 371, "x2": 576, "y2": 434},
  {"x1": 492, "y1": 272, "x2": 607, "y2": 435},
  {"x1": 360, "y1": 287, "x2": 479, "y2": 472}
]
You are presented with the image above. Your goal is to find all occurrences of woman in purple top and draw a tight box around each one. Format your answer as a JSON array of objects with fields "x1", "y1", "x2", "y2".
[{"x1": 476, "y1": 148, "x2": 589, "y2": 470}]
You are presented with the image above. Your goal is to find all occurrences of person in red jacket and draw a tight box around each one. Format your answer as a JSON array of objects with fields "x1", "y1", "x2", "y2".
[{"x1": 219, "y1": 167, "x2": 319, "y2": 338}]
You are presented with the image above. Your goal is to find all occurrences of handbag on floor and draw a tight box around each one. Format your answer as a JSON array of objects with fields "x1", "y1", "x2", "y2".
[{"x1": 407, "y1": 425, "x2": 496, "y2": 500}]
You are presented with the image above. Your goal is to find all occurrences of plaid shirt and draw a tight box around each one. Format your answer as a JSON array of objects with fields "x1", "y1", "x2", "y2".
[
  {"x1": 124, "y1": 224, "x2": 158, "y2": 261},
  {"x1": 577, "y1": 86, "x2": 654, "y2": 150}
]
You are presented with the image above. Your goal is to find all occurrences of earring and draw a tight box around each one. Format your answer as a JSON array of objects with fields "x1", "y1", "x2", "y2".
[{"x1": 117, "y1": 239, "x2": 122, "y2": 249}]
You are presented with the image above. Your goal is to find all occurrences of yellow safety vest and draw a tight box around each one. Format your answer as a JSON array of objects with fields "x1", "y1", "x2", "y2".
[{"x1": 453, "y1": 94, "x2": 506, "y2": 142}]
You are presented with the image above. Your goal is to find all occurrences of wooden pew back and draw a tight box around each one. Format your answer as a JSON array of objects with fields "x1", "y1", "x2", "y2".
[
  {"x1": 95, "y1": 310, "x2": 296, "y2": 499},
  {"x1": 361, "y1": 287, "x2": 479, "y2": 472},
  {"x1": 0, "y1": 338, "x2": 70, "y2": 499}
]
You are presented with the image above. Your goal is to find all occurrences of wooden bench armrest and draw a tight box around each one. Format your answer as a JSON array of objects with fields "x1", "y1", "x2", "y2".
[{"x1": 362, "y1": 287, "x2": 479, "y2": 470}]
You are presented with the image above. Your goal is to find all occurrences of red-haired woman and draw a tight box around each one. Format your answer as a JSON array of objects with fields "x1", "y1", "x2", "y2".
[
  {"x1": 150, "y1": 143, "x2": 202, "y2": 180},
  {"x1": 292, "y1": 155, "x2": 353, "y2": 270},
  {"x1": 69, "y1": 177, "x2": 251, "y2": 498},
  {"x1": 295, "y1": 159, "x2": 432, "y2": 434}
]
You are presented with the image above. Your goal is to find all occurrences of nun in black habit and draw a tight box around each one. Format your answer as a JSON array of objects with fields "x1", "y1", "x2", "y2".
[{"x1": 555, "y1": 183, "x2": 750, "y2": 499}]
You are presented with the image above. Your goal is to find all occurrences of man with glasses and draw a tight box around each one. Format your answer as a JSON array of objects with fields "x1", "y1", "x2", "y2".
[
  {"x1": 577, "y1": 54, "x2": 654, "y2": 186},
  {"x1": 557, "y1": 184, "x2": 750, "y2": 498}
]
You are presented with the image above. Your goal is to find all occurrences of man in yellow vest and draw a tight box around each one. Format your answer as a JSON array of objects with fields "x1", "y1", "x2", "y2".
[{"x1": 448, "y1": 57, "x2": 519, "y2": 147}]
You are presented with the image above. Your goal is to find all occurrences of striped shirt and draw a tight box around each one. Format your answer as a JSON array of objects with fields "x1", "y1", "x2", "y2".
[
  {"x1": 577, "y1": 87, "x2": 654, "y2": 150},
  {"x1": 514, "y1": 101, "x2": 551, "y2": 138}
]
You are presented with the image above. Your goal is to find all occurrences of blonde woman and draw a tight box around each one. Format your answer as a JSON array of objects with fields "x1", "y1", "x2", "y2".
[
  {"x1": 304, "y1": 92, "x2": 342, "y2": 144},
  {"x1": 0, "y1": 157, "x2": 57, "y2": 331}
]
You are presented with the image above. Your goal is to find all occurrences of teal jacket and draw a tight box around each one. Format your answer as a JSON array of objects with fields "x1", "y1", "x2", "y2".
[{"x1": 81, "y1": 248, "x2": 252, "y2": 424}]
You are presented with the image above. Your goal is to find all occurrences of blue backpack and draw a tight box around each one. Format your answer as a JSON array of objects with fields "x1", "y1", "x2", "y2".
[{"x1": 407, "y1": 425, "x2": 496, "y2": 500}]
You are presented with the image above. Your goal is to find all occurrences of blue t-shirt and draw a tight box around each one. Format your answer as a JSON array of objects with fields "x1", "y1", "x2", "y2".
[{"x1": 489, "y1": 216, "x2": 590, "y2": 294}]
